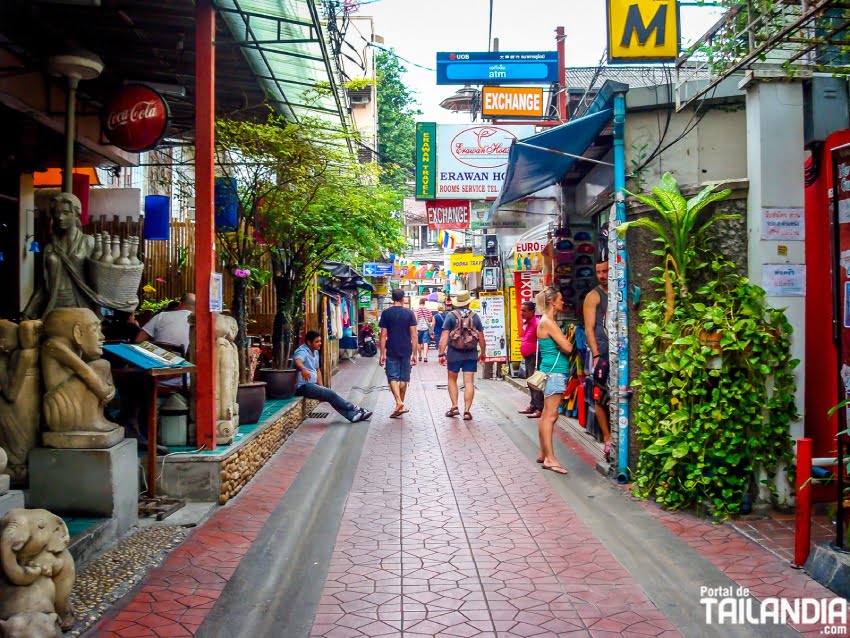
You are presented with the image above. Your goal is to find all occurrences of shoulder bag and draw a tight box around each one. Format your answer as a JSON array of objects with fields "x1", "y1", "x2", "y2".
[{"x1": 527, "y1": 334, "x2": 561, "y2": 393}]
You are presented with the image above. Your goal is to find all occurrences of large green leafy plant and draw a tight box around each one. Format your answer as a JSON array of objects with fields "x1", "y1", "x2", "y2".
[{"x1": 622, "y1": 174, "x2": 797, "y2": 519}]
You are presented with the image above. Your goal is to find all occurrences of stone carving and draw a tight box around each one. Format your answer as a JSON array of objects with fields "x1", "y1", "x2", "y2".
[
  {"x1": 0, "y1": 321, "x2": 42, "y2": 485},
  {"x1": 216, "y1": 314, "x2": 239, "y2": 445},
  {"x1": 23, "y1": 193, "x2": 142, "y2": 319},
  {"x1": 0, "y1": 612, "x2": 62, "y2": 638},
  {"x1": 0, "y1": 509, "x2": 75, "y2": 631},
  {"x1": 41, "y1": 308, "x2": 123, "y2": 449}
]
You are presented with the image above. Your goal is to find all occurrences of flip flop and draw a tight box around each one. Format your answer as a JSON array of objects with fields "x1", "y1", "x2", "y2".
[
  {"x1": 536, "y1": 456, "x2": 544, "y2": 464},
  {"x1": 543, "y1": 464, "x2": 568, "y2": 475},
  {"x1": 390, "y1": 407, "x2": 406, "y2": 418},
  {"x1": 463, "y1": 411, "x2": 472, "y2": 421},
  {"x1": 445, "y1": 407, "x2": 460, "y2": 417}
]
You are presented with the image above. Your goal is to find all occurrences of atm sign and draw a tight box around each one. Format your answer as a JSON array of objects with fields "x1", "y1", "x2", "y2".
[{"x1": 482, "y1": 87, "x2": 544, "y2": 118}]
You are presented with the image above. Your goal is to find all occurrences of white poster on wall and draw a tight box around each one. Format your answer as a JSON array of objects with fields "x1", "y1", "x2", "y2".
[
  {"x1": 436, "y1": 124, "x2": 534, "y2": 200},
  {"x1": 479, "y1": 291, "x2": 507, "y2": 362}
]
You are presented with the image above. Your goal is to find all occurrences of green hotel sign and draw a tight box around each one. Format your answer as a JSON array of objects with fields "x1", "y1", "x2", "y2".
[{"x1": 415, "y1": 122, "x2": 436, "y2": 200}]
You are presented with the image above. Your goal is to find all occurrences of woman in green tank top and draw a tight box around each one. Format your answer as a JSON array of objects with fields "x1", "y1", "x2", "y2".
[{"x1": 535, "y1": 288, "x2": 574, "y2": 475}]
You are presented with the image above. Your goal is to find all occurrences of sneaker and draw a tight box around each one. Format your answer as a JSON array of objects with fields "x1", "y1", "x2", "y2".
[{"x1": 352, "y1": 408, "x2": 372, "y2": 423}]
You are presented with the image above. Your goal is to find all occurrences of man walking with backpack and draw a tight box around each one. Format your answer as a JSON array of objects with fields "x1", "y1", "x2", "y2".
[{"x1": 437, "y1": 290, "x2": 486, "y2": 421}]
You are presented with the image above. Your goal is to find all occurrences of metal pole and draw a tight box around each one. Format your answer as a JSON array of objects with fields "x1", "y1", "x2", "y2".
[
  {"x1": 613, "y1": 90, "x2": 630, "y2": 483},
  {"x1": 194, "y1": 0, "x2": 217, "y2": 451},
  {"x1": 792, "y1": 438, "x2": 812, "y2": 567},
  {"x1": 62, "y1": 79, "x2": 78, "y2": 194},
  {"x1": 556, "y1": 27, "x2": 567, "y2": 122}
]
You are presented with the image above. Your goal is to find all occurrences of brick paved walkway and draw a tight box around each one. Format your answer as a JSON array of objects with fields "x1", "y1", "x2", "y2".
[{"x1": 88, "y1": 358, "x2": 844, "y2": 638}]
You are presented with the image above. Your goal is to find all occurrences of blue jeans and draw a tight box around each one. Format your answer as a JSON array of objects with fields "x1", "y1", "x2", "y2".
[
  {"x1": 296, "y1": 383, "x2": 359, "y2": 422},
  {"x1": 385, "y1": 355, "x2": 412, "y2": 383}
]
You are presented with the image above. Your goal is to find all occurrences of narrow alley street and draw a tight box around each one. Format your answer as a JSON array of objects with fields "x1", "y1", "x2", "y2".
[{"x1": 91, "y1": 358, "x2": 837, "y2": 638}]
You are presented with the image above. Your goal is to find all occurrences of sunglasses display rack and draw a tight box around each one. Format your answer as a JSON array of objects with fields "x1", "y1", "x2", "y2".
[{"x1": 553, "y1": 223, "x2": 596, "y2": 323}]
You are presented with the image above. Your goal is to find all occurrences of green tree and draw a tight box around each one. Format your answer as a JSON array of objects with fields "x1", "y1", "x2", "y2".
[{"x1": 376, "y1": 49, "x2": 421, "y2": 184}]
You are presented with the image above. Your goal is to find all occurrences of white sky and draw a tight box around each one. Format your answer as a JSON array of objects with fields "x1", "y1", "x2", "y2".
[{"x1": 354, "y1": 0, "x2": 723, "y2": 122}]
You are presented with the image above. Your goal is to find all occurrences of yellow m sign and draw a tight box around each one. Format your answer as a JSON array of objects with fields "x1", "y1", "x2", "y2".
[{"x1": 607, "y1": 0, "x2": 680, "y2": 63}]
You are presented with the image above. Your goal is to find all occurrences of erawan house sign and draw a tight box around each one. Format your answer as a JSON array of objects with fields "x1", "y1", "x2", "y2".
[{"x1": 436, "y1": 125, "x2": 533, "y2": 199}]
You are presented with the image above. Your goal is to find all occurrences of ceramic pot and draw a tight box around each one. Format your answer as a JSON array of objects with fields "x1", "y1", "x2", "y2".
[
  {"x1": 255, "y1": 368, "x2": 299, "y2": 399},
  {"x1": 236, "y1": 381, "x2": 267, "y2": 425}
]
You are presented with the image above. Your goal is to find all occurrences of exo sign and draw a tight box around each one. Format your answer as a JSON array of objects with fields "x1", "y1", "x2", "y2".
[
  {"x1": 514, "y1": 270, "x2": 542, "y2": 328},
  {"x1": 607, "y1": 0, "x2": 680, "y2": 63},
  {"x1": 415, "y1": 122, "x2": 436, "y2": 200},
  {"x1": 482, "y1": 87, "x2": 544, "y2": 118},
  {"x1": 102, "y1": 84, "x2": 170, "y2": 152},
  {"x1": 426, "y1": 200, "x2": 471, "y2": 230},
  {"x1": 437, "y1": 51, "x2": 559, "y2": 85}
]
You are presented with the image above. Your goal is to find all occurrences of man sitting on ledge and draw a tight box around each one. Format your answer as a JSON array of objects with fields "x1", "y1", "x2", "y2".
[{"x1": 294, "y1": 331, "x2": 372, "y2": 423}]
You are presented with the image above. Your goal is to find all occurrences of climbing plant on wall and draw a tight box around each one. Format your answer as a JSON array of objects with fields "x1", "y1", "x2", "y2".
[{"x1": 621, "y1": 173, "x2": 798, "y2": 520}]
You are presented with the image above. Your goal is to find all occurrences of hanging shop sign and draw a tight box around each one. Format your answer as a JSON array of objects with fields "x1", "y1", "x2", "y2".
[
  {"x1": 482, "y1": 267, "x2": 500, "y2": 290},
  {"x1": 436, "y1": 124, "x2": 534, "y2": 200},
  {"x1": 415, "y1": 122, "x2": 437, "y2": 200},
  {"x1": 450, "y1": 253, "x2": 484, "y2": 273},
  {"x1": 102, "y1": 84, "x2": 170, "y2": 152},
  {"x1": 479, "y1": 292, "x2": 508, "y2": 362},
  {"x1": 358, "y1": 288, "x2": 372, "y2": 308},
  {"x1": 514, "y1": 240, "x2": 546, "y2": 271},
  {"x1": 374, "y1": 282, "x2": 390, "y2": 296},
  {"x1": 426, "y1": 200, "x2": 471, "y2": 230},
  {"x1": 607, "y1": 0, "x2": 680, "y2": 63},
  {"x1": 436, "y1": 51, "x2": 559, "y2": 85},
  {"x1": 481, "y1": 87, "x2": 545, "y2": 118},
  {"x1": 362, "y1": 262, "x2": 394, "y2": 277}
]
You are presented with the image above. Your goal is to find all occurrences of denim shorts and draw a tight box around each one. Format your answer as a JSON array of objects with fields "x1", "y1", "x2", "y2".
[
  {"x1": 417, "y1": 329, "x2": 431, "y2": 344},
  {"x1": 385, "y1": 355, "x2": 412, "y2": 383},
  {"x1": 544, "y1": 372, "x2": 567, "y2": 397},
  {"x1": 447, "y1": 359, "x2": 477, "y2": 374}
]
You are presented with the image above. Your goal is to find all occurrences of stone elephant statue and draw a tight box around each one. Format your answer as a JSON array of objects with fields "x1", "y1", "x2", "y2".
[
  {"x1": 0, "y1": 510, "x2": 74, "y2": 630},
  {"x1": 0, "y1": 612, "x2": 62, "y2": 638}
]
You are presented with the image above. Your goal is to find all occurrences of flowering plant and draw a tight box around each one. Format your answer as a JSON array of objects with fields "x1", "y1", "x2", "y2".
[{"x1": 233, "y1": 267, "x2": 251, "y2": 279}]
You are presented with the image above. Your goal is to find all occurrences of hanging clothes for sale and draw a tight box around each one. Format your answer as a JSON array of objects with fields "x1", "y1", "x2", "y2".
[{"x1": 342, "y1": 296, "x2": 351, "y2": 328}]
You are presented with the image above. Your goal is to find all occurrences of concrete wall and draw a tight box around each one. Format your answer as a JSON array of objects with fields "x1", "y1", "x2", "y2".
[{"x1": 625, "y1": 106, "x2": 747, "y2": 193}]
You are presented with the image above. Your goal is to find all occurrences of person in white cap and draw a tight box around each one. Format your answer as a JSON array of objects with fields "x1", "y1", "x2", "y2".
[{"x1": 437, "y1": 290, "x2": 486, "y2": 421}]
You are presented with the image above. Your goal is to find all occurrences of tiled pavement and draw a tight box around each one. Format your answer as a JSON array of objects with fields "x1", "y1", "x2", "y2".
[{"x1": 89, "y1": 358, "x2": 845, "y2": 637}]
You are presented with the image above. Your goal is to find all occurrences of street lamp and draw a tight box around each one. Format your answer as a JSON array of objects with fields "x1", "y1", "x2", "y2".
[{"x1": 439, "y1": 85, "x2": 479, "y2": 116}]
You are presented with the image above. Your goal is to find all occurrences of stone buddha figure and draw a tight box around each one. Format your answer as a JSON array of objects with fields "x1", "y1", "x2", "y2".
[
  {"x1": 215, "y1": 314, "x2": 239, "y2": 445},
  {"x1": 0, "y1": 320, "x2": 42, "y2": 484},
  {"x1": 40, "y1": 308, "x2": 123, "y2": 449}
]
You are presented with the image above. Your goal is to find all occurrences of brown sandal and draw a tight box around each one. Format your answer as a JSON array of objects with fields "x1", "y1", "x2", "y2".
[
  {"x1": 445, "y1": 407, "x2": 460, "y2": 417},
  {"x1": 463, "y1": 411, "x2": 472, "y2": 421}
]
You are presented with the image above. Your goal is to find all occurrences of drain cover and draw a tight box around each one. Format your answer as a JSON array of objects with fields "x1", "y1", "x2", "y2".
[{"x1": 307, "y1": 411, "x2": 330, "y2": 419}]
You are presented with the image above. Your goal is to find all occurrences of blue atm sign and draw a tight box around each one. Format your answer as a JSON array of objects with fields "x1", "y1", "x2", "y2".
[{"x1": 436, "y1": 51, "x2": 559, "y2": 85}]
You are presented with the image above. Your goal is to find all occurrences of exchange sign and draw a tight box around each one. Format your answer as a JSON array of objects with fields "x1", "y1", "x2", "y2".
[
  {"x1": 426, "y1": 200, "x2": 471, "y2": 230},
  {"x1": 481, "y1": 87, "x2": 544, "y2": 118},
  {"x1": 437, "y1": 51, "x2": 559, "y2": 85},
  {"x1": 607, "y1": 0, "x2": 680, "y2": 63}
]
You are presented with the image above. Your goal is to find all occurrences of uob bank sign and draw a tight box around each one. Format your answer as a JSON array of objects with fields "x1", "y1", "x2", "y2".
[{"x1": 607, "y1": 0, "x2": 680, "y2": 63}]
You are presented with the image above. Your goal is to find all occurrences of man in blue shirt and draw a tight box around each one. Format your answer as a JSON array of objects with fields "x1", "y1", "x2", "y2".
[
  {"x1": 379, "y1": 289, "x2": 417, "y2": 418},
  {"x1": 294, "y1": 331, "x2": 372, "y2": 423}
]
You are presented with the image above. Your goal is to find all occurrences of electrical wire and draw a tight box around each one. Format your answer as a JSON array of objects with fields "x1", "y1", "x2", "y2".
[{"x1": 367, "y1": 42, "x2": 436, "y2": 72}]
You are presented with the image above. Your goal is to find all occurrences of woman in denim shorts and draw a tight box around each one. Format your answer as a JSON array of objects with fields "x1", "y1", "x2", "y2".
[{"x1": 535, "y1": 288, "x2": 573, "y2": 475}]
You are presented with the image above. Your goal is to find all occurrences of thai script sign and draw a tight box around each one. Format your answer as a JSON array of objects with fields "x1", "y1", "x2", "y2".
[
  {"x1": 426, "y1": 200, "x2": 471, "y2": 230},
  {"x1": 436, "y1": 124, "x2": 533, "y2": 200},
  {"x1": 415, "y1": 122, "x2": 436, "y2": 200},
  {"x1": 607, "y1": 0, "x2": 680, "y2": 63},
  {"x1": 762, "y1": 264, "x2": 806, "y2": 297},
  {"x1": 482, "y1": 87, "x2": 544, "y2": 118},
  {"x1": 437, "y1": 51, "x2": 559, "y2": 85},
  {"x1": 761, "y1": 207, "x2": 805, "y2": 241},
  {"x1": 362, "y1": 262, "x2": 394, "y2": 277},
  {"x1": 102, "y1": 84, "x2": 170, "y2": 152}
]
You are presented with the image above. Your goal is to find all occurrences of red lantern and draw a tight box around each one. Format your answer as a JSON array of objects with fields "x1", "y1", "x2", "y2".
[{"x1": 102, "y1": 84, "x2": 170, "y2": 152}]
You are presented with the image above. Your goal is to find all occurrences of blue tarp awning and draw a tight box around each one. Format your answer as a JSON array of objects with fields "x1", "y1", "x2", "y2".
[{"x1": 490, "y1": 108, "x2": 613, "y2": 213}]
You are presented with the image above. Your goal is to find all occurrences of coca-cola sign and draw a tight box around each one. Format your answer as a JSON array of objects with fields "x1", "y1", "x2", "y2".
[
  {"x1": 449, "y1": 126, "x2": 518, "y2": 169},
  {"x1": 102, "y1": 84, "x2": 170, "y2": 152}
]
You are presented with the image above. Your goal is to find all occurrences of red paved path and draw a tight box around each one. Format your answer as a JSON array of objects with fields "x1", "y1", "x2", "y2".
[{"x1": 88, "y1": 359, "x2": 843, "y2": 637}]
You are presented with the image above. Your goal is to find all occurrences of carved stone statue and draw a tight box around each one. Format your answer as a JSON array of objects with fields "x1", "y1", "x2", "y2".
[
  {"x1": 0, "y1": 612, "x2": 62, "y2": 638},
  {"x1": 0, "y1": 508, "x2": 75, "y2": 631},
  {"x1": 216, "y1": 314, "x2": 239, "y2": 445},
  {"x1": 0, "y1": 448, "x2": 8, "y2": 495},
  {"x1": 23, "y1": 193, "x2": 139, "y2": 319},
  {"x1": 0, "y1": 320, "x2": 42, "y2": 485},
  {"x1": 41, "y1": 308, "x2": 123, "y2": 449}
]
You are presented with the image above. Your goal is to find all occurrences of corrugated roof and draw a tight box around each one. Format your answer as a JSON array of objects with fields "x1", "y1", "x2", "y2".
[{"x1": 566, "y1": 65, "x2": 706, "y2": 91}]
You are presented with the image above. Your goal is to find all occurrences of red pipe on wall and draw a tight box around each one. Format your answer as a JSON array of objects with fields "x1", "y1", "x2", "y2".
[
  {"x1": 792, "y1": 438, "x2": 813, "y2": 568},
  {"x1": 194, "y1": 0, "x2": 217, "y2": 451}
]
